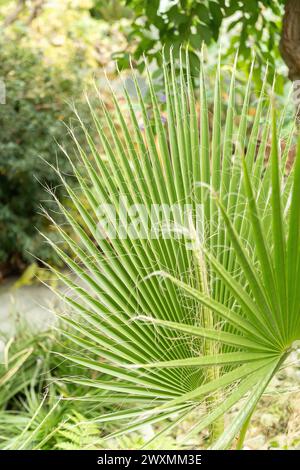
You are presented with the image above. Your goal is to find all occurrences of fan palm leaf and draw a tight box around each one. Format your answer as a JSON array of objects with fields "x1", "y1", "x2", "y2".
[{"x1": 47, "y1": 49, "x2": 300, "y2": 449}]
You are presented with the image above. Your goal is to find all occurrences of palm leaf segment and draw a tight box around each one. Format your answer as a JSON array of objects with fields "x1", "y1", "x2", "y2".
[{"x1": 48, "y1": 50, "x2": 300, "y2": 449}]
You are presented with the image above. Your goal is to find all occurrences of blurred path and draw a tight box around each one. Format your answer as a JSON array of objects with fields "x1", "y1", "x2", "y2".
[{"x1": 0, "y1": 278, "x2": 58, "y2": 338}]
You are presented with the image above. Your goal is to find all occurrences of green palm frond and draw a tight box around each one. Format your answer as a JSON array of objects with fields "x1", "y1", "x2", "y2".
[{"x1": 48, "y1": 49, "x2": 300, "y2": 449}]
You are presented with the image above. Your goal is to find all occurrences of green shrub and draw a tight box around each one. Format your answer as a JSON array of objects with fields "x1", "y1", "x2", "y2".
[
  {"x1": 113, "y1": 1, "x2": 284, "y2": 91},
  {"x1": 0, "y1": 37, "x2": 91, "y2": 276},
  {"x1": 0, "y1": 321, "x2": 106, "y2": 450}
]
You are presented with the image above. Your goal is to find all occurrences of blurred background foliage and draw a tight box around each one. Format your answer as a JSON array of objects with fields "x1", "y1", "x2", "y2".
[
  {"x1": 112, "y1": 0, "x2": 285, "y2": 90},
  {"x1": 0, "y1": 0, "x2": 127, "y2": 278},
  {"x1": 0, "y1": 0, "x2": 290, "y2": 280}
]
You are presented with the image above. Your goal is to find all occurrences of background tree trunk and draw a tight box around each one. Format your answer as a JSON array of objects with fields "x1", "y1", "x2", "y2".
[{"x1": 280, "y1": 0, "x2": 300, "y2": 81}]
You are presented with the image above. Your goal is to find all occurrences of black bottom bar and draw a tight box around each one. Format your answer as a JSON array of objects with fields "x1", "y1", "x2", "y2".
[{"x1": 0, "y1": 449, "x2": 297, "y2": 467}]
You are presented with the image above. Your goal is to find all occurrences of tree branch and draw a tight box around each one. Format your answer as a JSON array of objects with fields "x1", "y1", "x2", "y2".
[{"x1": 279, "y1": 0, "x2": 300, "y2": 81}]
